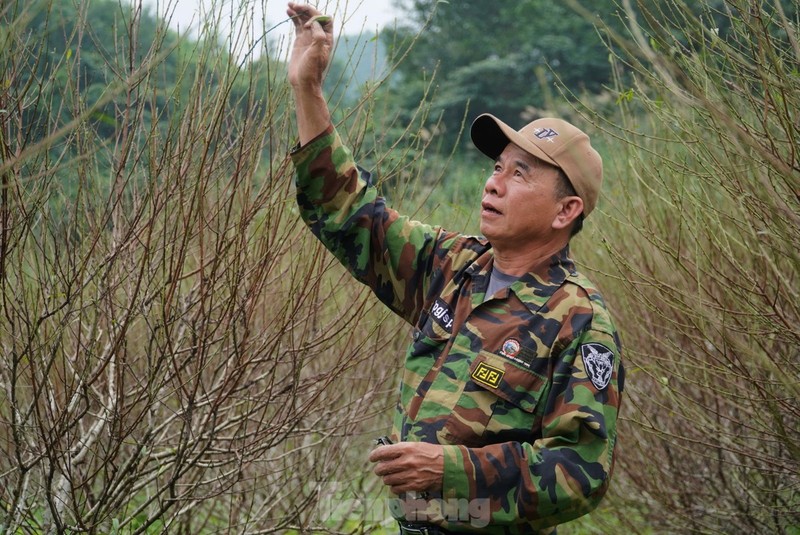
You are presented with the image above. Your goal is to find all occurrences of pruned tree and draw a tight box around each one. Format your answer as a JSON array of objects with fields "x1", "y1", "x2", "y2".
[{"x1": 0, "y1": 1, "x2": 426, "y2": 533}]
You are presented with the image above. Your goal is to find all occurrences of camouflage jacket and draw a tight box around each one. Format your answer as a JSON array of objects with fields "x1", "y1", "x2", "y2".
[{"x1": 291, "y1": 126, "x2": 624, "y2": 534}]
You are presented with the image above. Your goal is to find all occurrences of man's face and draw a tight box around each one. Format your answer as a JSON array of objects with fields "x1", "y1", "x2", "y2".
[{"x1": 480, "y1": 142, "x2": 563, "y2": 251}]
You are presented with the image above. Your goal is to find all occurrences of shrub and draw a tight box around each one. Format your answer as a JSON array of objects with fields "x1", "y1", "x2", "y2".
[{"x1": 573, "y1": 0, "x2": 799, "y2": 532}]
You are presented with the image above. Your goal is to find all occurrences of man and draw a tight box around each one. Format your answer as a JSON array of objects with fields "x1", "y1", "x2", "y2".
[{"x1": 286, "y1": 3, "x2": 624, "y2": 533}]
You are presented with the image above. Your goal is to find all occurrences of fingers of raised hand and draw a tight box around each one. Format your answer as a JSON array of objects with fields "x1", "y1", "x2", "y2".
[{"x1": 287, "y1": 4, "x2": 332, "y2": 29}]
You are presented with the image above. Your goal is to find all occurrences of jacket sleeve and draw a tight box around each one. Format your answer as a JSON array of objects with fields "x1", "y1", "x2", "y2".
[
  {"x1": 291, "y1": 125, "x2": 441, "y2": 325},
  {"x1": 441, "y1": 324, "x2": 624, "y2": 530}
]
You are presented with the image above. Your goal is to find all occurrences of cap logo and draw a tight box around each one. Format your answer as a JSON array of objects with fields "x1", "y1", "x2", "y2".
[{"x1": 534, "y1": 127, "x2": 559, "y2": 141}]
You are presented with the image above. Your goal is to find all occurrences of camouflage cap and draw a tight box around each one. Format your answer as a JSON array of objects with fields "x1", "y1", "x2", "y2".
[{"x1": 471, "y1": 114, "x2": 603, "y2": 216}]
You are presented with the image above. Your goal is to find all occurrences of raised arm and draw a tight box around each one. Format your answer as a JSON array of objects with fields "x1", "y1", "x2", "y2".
[{"x1": 286, "y1": 2, "x2": 334, "y2": 145}]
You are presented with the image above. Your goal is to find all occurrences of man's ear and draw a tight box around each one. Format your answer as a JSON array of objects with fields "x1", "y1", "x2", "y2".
[{"x1": 552, "y1": 196, "x2": 584, "y2": 230}]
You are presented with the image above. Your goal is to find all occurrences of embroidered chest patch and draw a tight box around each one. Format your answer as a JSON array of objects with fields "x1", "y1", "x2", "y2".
[
  {"x1": 497, "y1": 337, "x2": 535, "y2": 368},
  {"x1": 471, "y1": 362, "x2": 504, "y2": 389},
  {"x1": 500, "y1": 338, "x2": 521, "y2": 359},
  {"x1": 581, "y1": 343, "x2": 614, "y2": 390}
]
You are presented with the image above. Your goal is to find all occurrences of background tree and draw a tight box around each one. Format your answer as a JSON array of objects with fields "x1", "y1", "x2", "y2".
[{"x1": 380, "y1": 0, "x2": 629, "y2": 150}]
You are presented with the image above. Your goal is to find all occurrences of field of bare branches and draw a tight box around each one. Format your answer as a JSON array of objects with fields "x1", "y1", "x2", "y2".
[{"x1": 1, "y1": 0, "x2": 797, "y2": 534}]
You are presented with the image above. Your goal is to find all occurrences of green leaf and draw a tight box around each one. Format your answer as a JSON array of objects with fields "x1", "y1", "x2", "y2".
[
  {"x1": 91, "y1": 111, "x2": 116, "y2": 127},
  {"x1": 616, "y1": 88, "x2": 635, "y2": 105}
]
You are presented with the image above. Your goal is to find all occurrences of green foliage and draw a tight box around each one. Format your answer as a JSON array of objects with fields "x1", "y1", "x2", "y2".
[{"x1": 379, "y1": 0, "x2": 629, "y2": 149}]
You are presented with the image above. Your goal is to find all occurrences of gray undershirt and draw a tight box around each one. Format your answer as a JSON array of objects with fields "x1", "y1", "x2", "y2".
[{"x1": 485, "y1": 267, "x2": 519, "y2": 301}]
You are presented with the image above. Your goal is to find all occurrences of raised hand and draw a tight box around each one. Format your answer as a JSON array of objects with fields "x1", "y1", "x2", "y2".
[{"x1": 287, "y1": 2, "x2": 334, "y2": 91}]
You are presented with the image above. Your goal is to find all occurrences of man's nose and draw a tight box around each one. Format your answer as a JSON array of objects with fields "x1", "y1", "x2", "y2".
[{"x1": 484, "y1": 172, "x2": 504, "y2": 195}]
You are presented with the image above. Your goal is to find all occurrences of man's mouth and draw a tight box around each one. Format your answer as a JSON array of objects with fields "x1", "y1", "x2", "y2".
[{"x1": 482, "y1": 202, "x2": 502, "y2": 215}]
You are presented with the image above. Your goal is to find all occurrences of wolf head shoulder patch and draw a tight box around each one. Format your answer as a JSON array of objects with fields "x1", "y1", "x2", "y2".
[{"x1": 581, "y1": 343, "x2": 614, "y2": 390}]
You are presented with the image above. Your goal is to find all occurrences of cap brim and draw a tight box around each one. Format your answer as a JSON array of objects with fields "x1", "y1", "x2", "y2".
[{"x1": 470, "y1": 114, "x2": 557, "y2": 167}]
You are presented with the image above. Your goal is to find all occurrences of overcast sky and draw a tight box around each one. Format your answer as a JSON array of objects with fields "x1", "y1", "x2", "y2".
[{"x1": 142, "y1": 0, "x2": 400, "y2": 38}]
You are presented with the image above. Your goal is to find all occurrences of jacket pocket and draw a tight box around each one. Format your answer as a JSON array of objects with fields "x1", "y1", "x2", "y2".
[
  {"x1": 402, "y1": 313, "x2": 452, "y2": 421},
  {"x1": 442, "y1": 351, "x2": 547, "y2": 446}
]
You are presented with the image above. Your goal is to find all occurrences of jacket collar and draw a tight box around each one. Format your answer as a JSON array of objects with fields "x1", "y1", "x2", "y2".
[{"x1": 467, "y1": 244, "x2": 577, "y2": 312}]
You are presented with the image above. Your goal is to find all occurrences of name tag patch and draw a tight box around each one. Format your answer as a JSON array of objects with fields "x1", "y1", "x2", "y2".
[
  {"x1": 430, "y1": 298, "x2": 454, "y2": 332},
  {"x1": 471, "y1": 362, "x2": 504, "y2": 389}
]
